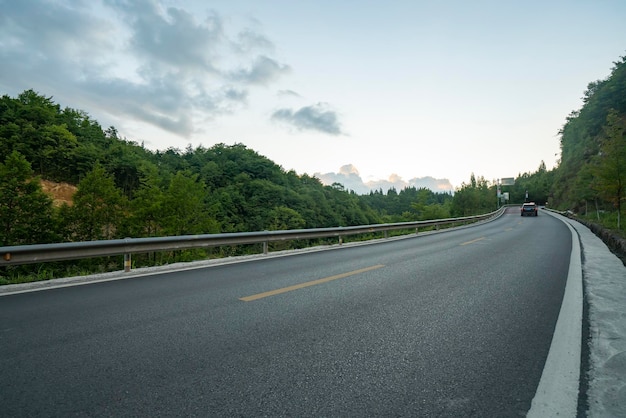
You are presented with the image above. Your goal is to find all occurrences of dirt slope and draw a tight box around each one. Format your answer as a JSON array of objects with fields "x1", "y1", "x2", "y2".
[{"x1": 40, "y1": 179, "x2": 77, "y2": 207}]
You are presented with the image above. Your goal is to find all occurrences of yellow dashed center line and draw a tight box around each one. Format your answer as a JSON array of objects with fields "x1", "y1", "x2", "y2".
[
  {"x1": 239, "y1": 264, "x2": 385, "y2": 302},
  {"x1": 460, "y1": 237, "x2": 486, "y2": 246}
]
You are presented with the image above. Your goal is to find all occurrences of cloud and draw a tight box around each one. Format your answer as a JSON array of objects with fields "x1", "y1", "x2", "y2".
[
  {"x1": 0, "y1": 0, "x2": 290, "y2": 138},
  {"x1": 339, "y1": 165, "x2": 360, "y2": 175},
  {"x1": 234, "y1": 29, "x2": 275, "y2": 53},
  {"x1": 229, "y1": 55, "x2": 291, "y2": 85},
  {"x1": 366, "y1": 176, "x2": 454, "y2": 193},
  {"x1": 315, "y1": 165, "x2": 369, "y2": 193},
  {"x1": 408, "y1": 177, "x2": 454, "y2": 192},
  {"x1": 112, "y1": 0, "x2": 224, "y2": 73},
  {"x1": 272, "y1": 103, "x2": 344, "y2": 135},
  {"x1": 315, "y1": 165, "x2": 454, "y2": 194},
  {"x1": 277, "y1": 89, "x2": 302, "y2": 98}
]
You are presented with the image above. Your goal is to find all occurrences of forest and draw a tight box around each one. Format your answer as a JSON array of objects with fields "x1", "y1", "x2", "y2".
[
  {"x1": 1, "y1": 55, "x2": 624, "y2": 282},
  {"x1": 551, "y1": 55, "x2": 626, "y2": 227}
]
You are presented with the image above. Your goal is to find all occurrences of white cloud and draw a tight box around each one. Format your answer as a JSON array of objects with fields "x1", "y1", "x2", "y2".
[
  {"x1": 277, "y1": 89, "x2": 302, "y2": 98},
  {"x1": 366, "y1": 176, "x2": 454, "y2": 193},
  {"x1": 272, "y1": 103, "x2": 344, "y2": 135},
  {"x1": 315, "y1": 165, "x2": 453, "y2": 194},
  {"x1": 0, "y1": 0, "x2": 291, "y2": 138},
  {"x1": 229, "y1": 55, "x2": 291, "y2": 85}
]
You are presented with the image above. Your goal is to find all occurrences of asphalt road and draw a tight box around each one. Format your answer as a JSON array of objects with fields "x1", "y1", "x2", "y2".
[{"x1": 0, "y1": 208, "x2": 572, "y2": 417}]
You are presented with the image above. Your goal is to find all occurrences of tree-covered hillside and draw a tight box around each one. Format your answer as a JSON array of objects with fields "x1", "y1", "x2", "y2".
[
  {"x1": 0, "y1": 90, "x2": 460, "y2": 251},
  {"x1": 551, "y1": 55, "x2": 626, "y2": 229},
  {"x1": 0, "y1": 91, "x2": 381, "y2": 244}
]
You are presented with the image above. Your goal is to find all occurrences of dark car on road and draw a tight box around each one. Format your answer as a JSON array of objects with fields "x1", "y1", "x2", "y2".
[{"x1": 521, "y1": 202, "x2": 538, "y2": 216}]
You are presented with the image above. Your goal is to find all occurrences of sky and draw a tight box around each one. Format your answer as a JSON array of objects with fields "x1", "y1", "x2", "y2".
[{"x1": 1, "y1": 0, "x2": 626, "y2": 192}]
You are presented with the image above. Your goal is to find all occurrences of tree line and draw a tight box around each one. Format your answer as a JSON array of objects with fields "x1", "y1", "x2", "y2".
[{"x1": 0, "y1": 90, "x2": 466, "y2": 280}]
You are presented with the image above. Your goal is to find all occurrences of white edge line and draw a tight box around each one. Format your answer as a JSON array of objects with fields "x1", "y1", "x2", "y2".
[{"x1": 527, "y1": 211, "x2": 582, "y2": 417}]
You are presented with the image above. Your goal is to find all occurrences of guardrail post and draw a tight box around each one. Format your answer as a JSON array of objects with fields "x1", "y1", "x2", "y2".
[
  {"x1": 124, "y1": 253, "x2": 131, "y2": 272},
  {"x1": 263, "y1": 240, "x2": 268, "y2": 255},
  {"x1": 384, "y1": 231, "x2": 389, "y2": 239},
  {"x1": 339, "y1": 236, "x2": 343, "y2": 245},
  {"x1": 415, "y1": 227, "x2": 419, "y2": 234}
]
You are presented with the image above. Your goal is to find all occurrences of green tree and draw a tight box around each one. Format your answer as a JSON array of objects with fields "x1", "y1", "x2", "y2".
[
  {"x1": 553, "y1": 56, "x2": 626, "y2": 210},
  {"x1": 592, "y1": 110, "x2": 626, "y2": 229},
  {"x1": 268, "y1": 206, "x2": 306, "y2": 231},
  {"x1": 0, "y1": 151, "x2": 56, "y2": 245},
  {"x1": 161, "y1": 171, "x2": 218, "y2": 236},
  {"x1": 0, "y1": 90, "x2": 60, "y2": 170},
  {"x1": 411, "y1": 188, "x2": 451, "y2": 220},
  {"x1": 123, "y1": 169, "x2": 166, "y2": 237},
  {"x1": 39, "y1": 123, "x2": 78, "y2": 181},
  {"x1": 65, "y1": 163, "x2": 127, "y2": 241},
  {"x1": 451, "y1": 174, "x2": 495, "y2": 216}
]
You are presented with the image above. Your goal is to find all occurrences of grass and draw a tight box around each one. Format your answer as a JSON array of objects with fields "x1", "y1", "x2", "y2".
[{"x1": 579, "y1": 210, "x2": 625, "y2": 239}]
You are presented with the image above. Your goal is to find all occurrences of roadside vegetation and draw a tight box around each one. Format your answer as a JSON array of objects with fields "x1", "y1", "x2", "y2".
[
  {"x1": 552, "y1": 56, "x2": 626, "y2": 243},
  {"x1": 1, "y1": 55, "x2": 625, "y2": 283}
]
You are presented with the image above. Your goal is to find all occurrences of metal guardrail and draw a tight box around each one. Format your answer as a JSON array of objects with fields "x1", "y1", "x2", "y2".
[{"x1": 0, "y1": 207, "x2": 505, "y2": 271}]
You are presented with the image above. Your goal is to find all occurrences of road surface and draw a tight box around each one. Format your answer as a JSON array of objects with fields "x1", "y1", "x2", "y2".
[{"x1": 0, "y1": 208, "x2": 572, "y2": 416}]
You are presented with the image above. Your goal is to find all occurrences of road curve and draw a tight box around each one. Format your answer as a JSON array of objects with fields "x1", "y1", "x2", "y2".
[{"x1": 0, "y1": 208, "x2": 573, "y2": 416}]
